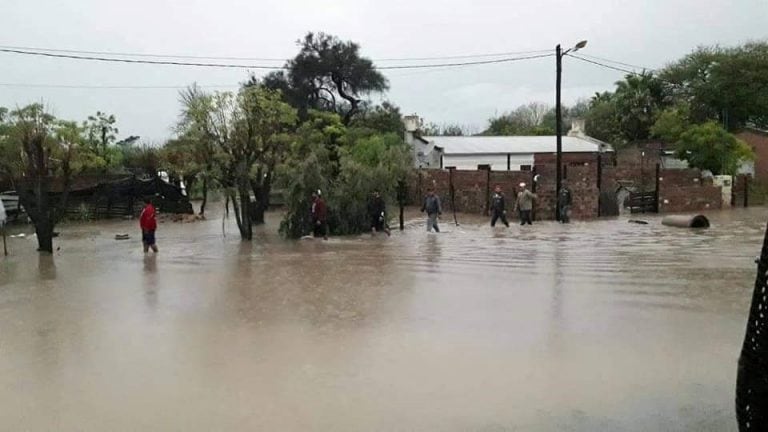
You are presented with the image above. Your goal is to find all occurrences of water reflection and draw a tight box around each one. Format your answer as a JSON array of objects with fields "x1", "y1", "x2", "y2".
[
  {"x1": 0, "y1": 208, "x2": 761, "y2": 431},
  {"x1": 37, "y1": 254, "x2": 56, "y2": 281}
]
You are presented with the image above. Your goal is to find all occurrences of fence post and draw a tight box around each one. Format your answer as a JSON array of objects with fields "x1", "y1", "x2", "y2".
[
  {"x1": 485, "y1": 167, "x2": 491, "y2": 217},
  {"x1": 449, "y1": 168, "x2": 459, "y2": 225},
  {"x1": 745, "y1": 175, "x2": 749, "y2": 208},
  {"x1": 654, "y1": 163, "x2": 661, "y2": 213},
  {"x1": 531, "y1": 166, "x2": 537, "y2": 221},
  {"x1": 597, "y1": 153, "x2": 603, "y2": 217},
  {"x1": 397, "y1": 178, "x2": 406, "y2": 231}
]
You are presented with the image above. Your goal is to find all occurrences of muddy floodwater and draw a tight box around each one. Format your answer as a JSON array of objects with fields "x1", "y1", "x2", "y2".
[{"x1": 0, "y1": 207, "x2": 765, "y2": 431}]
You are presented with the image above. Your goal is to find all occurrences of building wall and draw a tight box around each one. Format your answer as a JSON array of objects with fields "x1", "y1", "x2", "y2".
[
  {"x1": 736, "y1": 130, "x2": 768, "y2": 185},
  {"x1": 442, "y1": 154, "x2": 534, "y2": 171},
  {"x1": 406, "y1": 132, "x2": 442, "y2": 169}
]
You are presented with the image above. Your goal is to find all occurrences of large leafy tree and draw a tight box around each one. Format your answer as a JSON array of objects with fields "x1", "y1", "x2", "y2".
[
  {"x1": 278, "y1": 111, "x2": 411, "y2": 238},
  {"x1": 263, "y1": 32, "x2": 388, "y2": 125},
  {"x1": 585, "y1": 95, "x2": 622, "y2": 146},
  {"x1": 661, "y1": 42, "x2": 768, "y2": 130},
  {"x1": 483, "y1": 102, "x2": 554, "y2": 136},
  {"x1": 83, "y1": 111, "x2": 123, "y2": 170},
  {"x1": 674, "y1": 121, "x2": 753, "y2": 175},
  {"x1": 650, "y1": 103, "x2": 692, "y2": 144},
  {"x1": 350, "y1": 101, "x2": 404, "y2": 135},
  {"x1": 178, "y1": 85, "x2": 296, "y2": 239},
  {"x1": 612, "y1": 71, "x2": 668, "y2": 142},
  {"x1": 4, "y1": 104, "x2": 101, "y2": 252}
]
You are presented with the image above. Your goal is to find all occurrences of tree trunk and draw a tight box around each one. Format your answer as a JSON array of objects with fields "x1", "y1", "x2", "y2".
[
  {"x1": 249, "y1": 172, "x2": 272, "y2": 226},
  {"x1": 19, "y1": 176, "x2": 55, "y2": 253},
  {"x1": 229, "y1": 190, "x2": 242, "y2": 232},
  {"x1": 238, "y1": 185, "x2": 252, "y2": 240},
  {"x1": 35, "y1": 216, "x2": 54, "y2": 254},
  {"x1": 200, "y1": 177, "x2": 208, "y2": 216}
]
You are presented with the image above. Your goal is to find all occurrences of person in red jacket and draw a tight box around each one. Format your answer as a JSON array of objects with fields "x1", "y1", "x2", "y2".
[
  {"x1": 140, "y1": 198, "x2": 159, "y2": 253},
  {"x1": 311, "y1": 190, "x2": 328, "y2": 240}
]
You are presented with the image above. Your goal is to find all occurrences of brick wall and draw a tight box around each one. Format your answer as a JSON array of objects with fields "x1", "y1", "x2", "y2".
[
  {"x1": 408, "y1": 147, "x2": 726, "y2": 221},
  {"x1": 736, "y1": 130, "x2": 768, "y2": 186},
  {"x1": 657, "y1": 169, "x2": 722, "y2": 213}
]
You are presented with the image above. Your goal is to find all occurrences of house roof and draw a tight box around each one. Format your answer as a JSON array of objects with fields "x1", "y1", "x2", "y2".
[{"x1": 422, "y1": 135, "x2": 611, "y2": 155}]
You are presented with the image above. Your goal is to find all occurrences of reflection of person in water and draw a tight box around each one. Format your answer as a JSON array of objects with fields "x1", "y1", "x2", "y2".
[{"x1": 423, "y1": 234, "x2": 441, "y2": 265}]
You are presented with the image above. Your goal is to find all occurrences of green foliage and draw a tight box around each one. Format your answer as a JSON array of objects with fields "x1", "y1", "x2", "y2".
[
  {"x1": 483, "y1": 101, "x2": 594, "y2": 137},
  {"x1": 661, "y1": 42, "x2": 768, "y2": 130},
  {"x1": 612, "y1": 72, "x2": 668, "y2": 142},
  {"x1": 351, "y1": 101, "x2": 405, "y2": 135},
  {"x1": 82, "y1": 111, "x2": 122, "y2": 170},
  {"x1": 176, "y1": 84, "x2": 297, "y2": 239},
  {"x1": 418, "y1": 122, "x2": 473, "y2": 136},
  {"x1": 674, "y1": 122, "x2": 754, "y2": 175},
  {"x1": 279, "y1": 111, "x2": 411, "y2": 238},
  {"x1": 263, "y1": 32, "x2": 388, "y2": 124},
  {"x1": 650, "y1": 104, "x2": 691, "y2": 143},
  {"x1": 585, "y1": 97, "x2": 622, "y2": 147}
]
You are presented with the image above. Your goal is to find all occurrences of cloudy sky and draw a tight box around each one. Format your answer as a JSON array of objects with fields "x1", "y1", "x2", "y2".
[{"x1": 1, "y1": 0, "x2": 766, "y2": 142}]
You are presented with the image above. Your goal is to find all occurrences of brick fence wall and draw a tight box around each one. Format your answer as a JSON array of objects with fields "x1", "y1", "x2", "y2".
[
  {"x1": 408, "y1": 149, "x2": 734, "y2": 220},
  {"x1": 657, "y1": 169, "x2": 722, "y2": 212}
]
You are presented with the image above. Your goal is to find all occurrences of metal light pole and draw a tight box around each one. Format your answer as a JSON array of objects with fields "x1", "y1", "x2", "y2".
[{"x1": 555, "y1": 40, "x2": 587, "y2": 221}]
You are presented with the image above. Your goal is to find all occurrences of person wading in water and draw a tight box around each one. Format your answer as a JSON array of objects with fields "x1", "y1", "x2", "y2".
[
  {"x1": 490, "y1": 184, "x2": 510, "y2": 228},
  {"x1": 311, "y1": 190, "x2": 328, "y2": 240},
  {"x1": 515, "y1": 182, "x2": 537, "y2": 226},
  {"x1": 421, "y1": 187, "x2": 442, "y2": 233},
  {"x1": 368, "y1": 190, "x2": 391, "y2": 237},
  {"x1": 140, "y1": 198, "x2": 159, "y2": 253},
  {"x1": 558, "y1": 181, "x2": 573, "y2": 223}
]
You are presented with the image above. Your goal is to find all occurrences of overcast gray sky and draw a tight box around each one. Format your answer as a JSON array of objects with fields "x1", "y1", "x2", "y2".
[{"x1": 1, "y1": 0, "x2": 766, "y2": 142}]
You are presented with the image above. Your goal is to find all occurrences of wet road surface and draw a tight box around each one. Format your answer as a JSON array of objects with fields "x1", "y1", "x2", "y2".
[{"x1": 0, "y1": 207, "x2": 764, "y2": 431}]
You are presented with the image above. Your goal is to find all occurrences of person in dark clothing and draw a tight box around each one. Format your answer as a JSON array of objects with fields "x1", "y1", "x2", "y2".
[
  {"x1": 368, "y1": 190, "x2": 391, "y2": 236},
  {"x1": 421, "y1": 187, "x2": 442, "y2": 233},
  {"x1": 311, "y1": 190, "x2": 328, "y2": 240},
  {"x1": 490, "y1": 184, "x2": 510, "y2": 227},
  {"x1": 558, "y1": 182, "x2": 573, "y2": 223}
]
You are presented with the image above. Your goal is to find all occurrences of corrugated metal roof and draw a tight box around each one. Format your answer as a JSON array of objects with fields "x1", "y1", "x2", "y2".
[{"x1": 423, "y1": 135, "x2": 608, "y2": 154}]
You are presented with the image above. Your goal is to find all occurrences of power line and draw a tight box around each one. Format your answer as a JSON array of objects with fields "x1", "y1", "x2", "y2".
[
  {"x1": 0, "y1": 43, "x2": 551, "y2": 62},
  {"x1": 576, "y1": 53, "x2": 656, "y2": 72},
  {"x1": 0, "y1": 47, "x2": 553, "y2": 70},
  {"x1": 0, "y1": 45, "x2": 288, "y2": 62},
  {"x1": 372, "y1": 49, "x2": 551, "y2": 61},
  {"x1": 0, "y1": 83, "x2": 238, "y2": 89},
  {"x1": 0, "y1": 48, "x2": 284, "y2": 69},
  {"x1": 567, "y1": 54, "x2": 648, "y2": 75},
  {"x1": 379, "y1": 53, "x2": 553, "y2": 69}
]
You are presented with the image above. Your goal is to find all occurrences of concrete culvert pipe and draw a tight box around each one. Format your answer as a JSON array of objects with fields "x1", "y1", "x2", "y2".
[{"x1": 661, "y1": 214, "x2": 710, "y2": 228}]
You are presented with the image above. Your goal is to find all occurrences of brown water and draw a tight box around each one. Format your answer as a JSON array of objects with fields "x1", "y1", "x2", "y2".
[{"x1": 0, "y1": 207, "x2": 764, "y2": 431}]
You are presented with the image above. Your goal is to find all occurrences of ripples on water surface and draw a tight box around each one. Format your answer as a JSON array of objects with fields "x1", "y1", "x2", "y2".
[{"x1": 0, "y1": 207, "x2": 765, "y2": 431}]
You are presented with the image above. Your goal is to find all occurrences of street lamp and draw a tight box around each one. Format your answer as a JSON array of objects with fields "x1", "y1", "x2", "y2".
[{"x1": 555, "y1": 40, "x2": 587, "y2": 221}]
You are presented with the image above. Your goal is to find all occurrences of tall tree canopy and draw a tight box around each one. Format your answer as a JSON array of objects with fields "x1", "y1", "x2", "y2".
[
  {"x1": 263, "y1": 32, "x2": 389, "y2": 125},
  {"x1": 674, "y1": 122, "x2": 753, "y2": 175},
  {"x1": 661, "y1": 42, "x2": 768, "y2": 130}
]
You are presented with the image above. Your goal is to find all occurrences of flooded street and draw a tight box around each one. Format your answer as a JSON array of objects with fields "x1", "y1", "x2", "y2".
[{"x1": 0, "y1": 207, "x2": 764, "y2": 431}]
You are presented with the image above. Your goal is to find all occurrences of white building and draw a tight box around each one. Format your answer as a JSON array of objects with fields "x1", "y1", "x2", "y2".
[{"x1": 404, "y1": 116, "x2": 612, "y2": 170}]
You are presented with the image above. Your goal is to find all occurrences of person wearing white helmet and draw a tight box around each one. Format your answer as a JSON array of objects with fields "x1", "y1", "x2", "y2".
[{"x1": 515, "y1": 182, "x2": 537, "y2": 225}]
